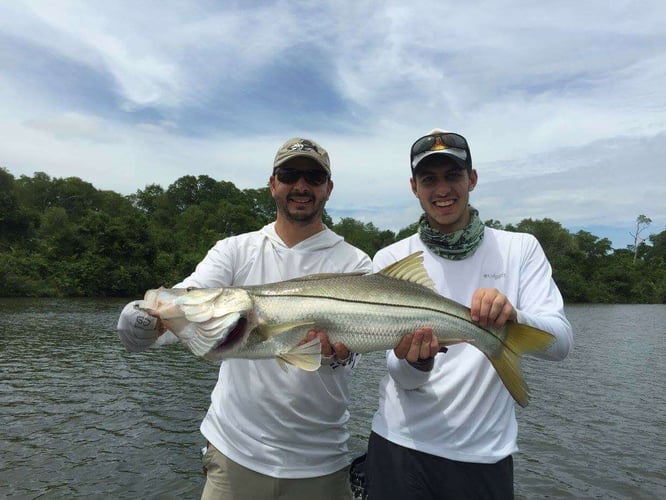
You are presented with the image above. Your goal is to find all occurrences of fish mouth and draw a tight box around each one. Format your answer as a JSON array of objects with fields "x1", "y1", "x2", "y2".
[{"x1": 209, "y1": 316, "x2": 248, "y2": 354}]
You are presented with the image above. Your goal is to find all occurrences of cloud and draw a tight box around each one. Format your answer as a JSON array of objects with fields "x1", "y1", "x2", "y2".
[
  {"x1": 24, "y1": 112, "x2": 119, "y2": 143},
  {"x1": 1, "y1": 0, "x2": 665, "y2": 249}
]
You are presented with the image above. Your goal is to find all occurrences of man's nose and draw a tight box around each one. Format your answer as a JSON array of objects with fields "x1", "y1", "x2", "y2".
[{"x1": 293, "y1": 175, "x2": 311, "y2": 189}]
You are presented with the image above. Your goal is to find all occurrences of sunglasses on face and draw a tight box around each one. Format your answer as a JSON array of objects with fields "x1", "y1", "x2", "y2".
[
  {"x1": 273, "y1": 167, "x2": 330, "y2": 186},
  {"x1": 411, "y1": 133, "x2": 469, "y2": 159}
]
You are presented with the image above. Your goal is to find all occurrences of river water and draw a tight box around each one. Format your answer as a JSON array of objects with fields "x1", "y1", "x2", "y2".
[{"x1": 0, "y1": 300, "x2": 664, "y2": 499}]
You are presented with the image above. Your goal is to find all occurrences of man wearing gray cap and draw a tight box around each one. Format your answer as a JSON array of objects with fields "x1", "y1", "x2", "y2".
[
  {"x1": 364, "y1": 129, "x2": 573, "y2": 499},
  {"x1": 117, "y1": 137, "x2": 370, "y2": 499}
]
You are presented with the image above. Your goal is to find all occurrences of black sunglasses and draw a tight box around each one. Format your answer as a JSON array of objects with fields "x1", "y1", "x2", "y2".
[
  {"x1": 273, "y1": 167, "x2": 329, "y2": 186},
  {"x1": 411, "y1": 133, "x2": 469, "y2": 159}
]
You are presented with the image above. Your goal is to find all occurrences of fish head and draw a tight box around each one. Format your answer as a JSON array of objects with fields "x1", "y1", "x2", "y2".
[{"x1": 174, "y1": 287, "x2": 258, "y2": 361}]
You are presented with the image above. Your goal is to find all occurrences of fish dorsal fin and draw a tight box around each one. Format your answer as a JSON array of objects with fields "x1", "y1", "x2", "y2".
[{"x1": 379, "y1": 251, "x2": 437, "y2": 292}]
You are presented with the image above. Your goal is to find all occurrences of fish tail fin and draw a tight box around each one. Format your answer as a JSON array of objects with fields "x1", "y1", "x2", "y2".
[
  {"x1": 504, "y1": 322, "x2": 556, "y2": 355},
  {"x1": 277, "y1": 337, "x2": 322, "y2": 372},
  {"x1": 489, "y1": 322, "x2": 556, "y2": 407}
]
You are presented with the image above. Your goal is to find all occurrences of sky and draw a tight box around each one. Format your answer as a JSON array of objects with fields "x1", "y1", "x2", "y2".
[{"x1": 1, "y1": 1, "x2": 665, "y2": 250}]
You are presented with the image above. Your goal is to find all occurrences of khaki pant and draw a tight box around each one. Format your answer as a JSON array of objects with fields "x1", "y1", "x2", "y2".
[{"x1": 201, "y1": 443, "x2": 352, "y2": 500}]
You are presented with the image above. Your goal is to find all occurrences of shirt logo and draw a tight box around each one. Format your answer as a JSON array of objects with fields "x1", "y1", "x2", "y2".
[
  {"x1": 134, "y1": 315, "x2": 155, "y2": 329},
  {"x1": 288, "y1": 139, "x2": 319, "y2": 153},
  {"x1": 483, "y1": 272, "x2": 506, "y2": 280}
]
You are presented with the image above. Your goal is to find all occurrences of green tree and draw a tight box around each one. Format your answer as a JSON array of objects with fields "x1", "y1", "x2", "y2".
[
  {"x1": 484, "y1": 219, "x2": 504, "y2": 229},
  {"x1": 332, "y1": 218, "x2": 395, "y2": 257},
  {"x1": 571, "y1": 231, "x2": 614, "y2": 302},
  {"x1": 509, "y1": 218, "x2": 579, "y2": 302},
  {"x1": 3, "y1": 168, "x2": 665, "y2": 303},
  {"x1": 395, "y1": 221, "x2": 419, "y2": 241},
  {"x1": 244, "y1": 186, "x2": 275, "y2": 224},
  {"x1": 130, "y1": 183, "x2": 165, "y2": 215},
  {"x1": 0, "y1": 168, "x2": 32, "y2": 246}
]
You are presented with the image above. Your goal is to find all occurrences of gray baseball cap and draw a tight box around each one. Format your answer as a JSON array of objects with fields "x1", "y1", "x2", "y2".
[{"x1": 273, "y1": 137, "x2": 331, "y2": 175}]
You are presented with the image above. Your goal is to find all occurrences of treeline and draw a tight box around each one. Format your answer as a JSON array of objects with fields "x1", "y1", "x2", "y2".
[{"x1": 1, "y1": 168, "x2": 664, "y2": 303}]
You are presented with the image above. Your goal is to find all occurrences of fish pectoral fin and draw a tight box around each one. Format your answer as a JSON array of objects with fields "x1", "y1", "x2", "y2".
[
  {"x1": 256, "y1": 321, "x2": 316, "y2": 340},
  {"x1": 276, "y1": 337, "x2": 322, "y2": 372}
]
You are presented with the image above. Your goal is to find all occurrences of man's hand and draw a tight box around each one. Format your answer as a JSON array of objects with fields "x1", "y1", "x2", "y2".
[
  {"x1": 146, "y1": 308, "x2": 168, "y2": 335},
  {"x1": 394, "y1": 327, "x2": 440, "y2": 363},
  {"x1": 470, "y1": 288, "x2": 517, "y2": 329},
  {"x1": 302, "y1": 329, "x2": 351, "y2": 362}
]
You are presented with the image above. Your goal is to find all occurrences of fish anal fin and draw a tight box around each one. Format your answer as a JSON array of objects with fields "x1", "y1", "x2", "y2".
[
  {"x1": 277, "y1": 337, "x2": 322, "y2": 372},
  {"x1": 379, "y1": 252, "x2": 437, "y2": 292}
]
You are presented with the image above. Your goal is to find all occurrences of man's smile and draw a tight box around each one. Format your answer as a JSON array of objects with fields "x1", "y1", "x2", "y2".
[{"x1": 434, "y1": 199, "x2": 455, "y2": 208}]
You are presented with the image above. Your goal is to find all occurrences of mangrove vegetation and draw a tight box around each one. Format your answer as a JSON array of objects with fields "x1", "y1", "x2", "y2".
[{"x1": 1, "y1": 168, "x2": 664, "y2": 303}]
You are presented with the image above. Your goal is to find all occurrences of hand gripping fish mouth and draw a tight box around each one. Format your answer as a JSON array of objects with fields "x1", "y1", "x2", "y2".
[{"x1": 137, "y1": 286, "x2": 257, "y2": 359}]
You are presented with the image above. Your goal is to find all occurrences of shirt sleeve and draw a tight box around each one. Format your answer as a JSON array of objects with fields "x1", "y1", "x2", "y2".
[
  {"x1": 385, "y1": 350, "x2": 435, "y2": 390},
  {"x1": 515, "y1": 235, "x2": 573, "y2": 361},
  {"x1": 176, "y1": 238, "x2": 237, "y2": 288}
]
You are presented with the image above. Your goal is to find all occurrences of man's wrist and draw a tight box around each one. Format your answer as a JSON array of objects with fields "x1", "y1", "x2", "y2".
[
  {"x1": 408, "y1": 357, "x2": 434, "y2": 372},
  {"x1": 321, "y1": 352, "x2": 355, "y2": 368}
]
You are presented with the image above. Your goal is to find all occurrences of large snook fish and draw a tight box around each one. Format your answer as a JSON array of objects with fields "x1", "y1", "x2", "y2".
[{"x1": 138, "y1": 252, "x2": 554, "y2": 407}]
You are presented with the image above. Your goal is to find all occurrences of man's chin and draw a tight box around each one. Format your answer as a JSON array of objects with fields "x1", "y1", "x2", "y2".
[{"x1": 286, "y1": 209, "x2": 318, "y2": 223}]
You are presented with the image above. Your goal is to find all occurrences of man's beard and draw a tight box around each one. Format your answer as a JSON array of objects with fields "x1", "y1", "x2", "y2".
[{"x1": 277, "y1": 194, "x2": 326, "y2": 225}]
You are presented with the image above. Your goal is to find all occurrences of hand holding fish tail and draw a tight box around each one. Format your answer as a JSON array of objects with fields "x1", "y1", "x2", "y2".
[{"x1": 470, "y1": 288, "x2": 517, "y2": 329}]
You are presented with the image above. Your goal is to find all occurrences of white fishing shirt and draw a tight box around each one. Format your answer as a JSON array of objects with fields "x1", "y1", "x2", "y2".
[
  {"x1": 118, "y1": 223, "x2": 371, "y2": 478},
  {"x1": 371, "y1": 229, "x2": 573, "y2": 464}
]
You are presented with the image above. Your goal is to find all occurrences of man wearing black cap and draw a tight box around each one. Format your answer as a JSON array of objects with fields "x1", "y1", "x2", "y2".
[
  {"x1": 118, "y1": 137, "x2": 371, "y2": 499},
  {"x1": 364, "y1": 129, "x2": 574, "y2": 499}
]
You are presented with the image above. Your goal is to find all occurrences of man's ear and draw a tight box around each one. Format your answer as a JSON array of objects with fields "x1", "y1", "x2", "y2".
[{"x1": 468, "y1": 169, "x2": 478, "y2": 192}]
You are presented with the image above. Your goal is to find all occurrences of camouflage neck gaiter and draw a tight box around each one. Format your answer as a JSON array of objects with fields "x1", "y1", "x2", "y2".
[{"x1": 418, "y1": 205, "x2": 485, "y2": 261}]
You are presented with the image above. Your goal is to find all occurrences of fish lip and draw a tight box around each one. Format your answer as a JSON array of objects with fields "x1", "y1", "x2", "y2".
[{"x1": 209, "y1": 316, "x2": 248, "y2": 354}]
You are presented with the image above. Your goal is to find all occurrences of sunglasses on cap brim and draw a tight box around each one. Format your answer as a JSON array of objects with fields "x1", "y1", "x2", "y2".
[
  {"x1": 273, "y1": 167, "x2": 330, "y2": 186},
  {"x1": 411, "y1": 133, "x2": 469, "y2": 159}
]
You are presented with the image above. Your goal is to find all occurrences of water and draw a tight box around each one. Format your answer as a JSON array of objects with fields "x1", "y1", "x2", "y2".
[{"x1": 1, "y1": 300, "x2": 664, "y2": 499}]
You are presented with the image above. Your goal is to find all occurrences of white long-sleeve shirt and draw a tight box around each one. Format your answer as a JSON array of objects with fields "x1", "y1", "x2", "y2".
[
  {"x1": 118, "y1": 223, "x2": 371, "y2": 478},
  {"x1": 371, "y1": 229, "x2": 573, "y2": 464}
]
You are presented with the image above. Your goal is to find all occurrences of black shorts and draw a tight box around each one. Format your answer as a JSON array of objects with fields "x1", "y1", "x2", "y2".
[{"x1": 365, "y1": 432, "x2": 514, "y2": 500}]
